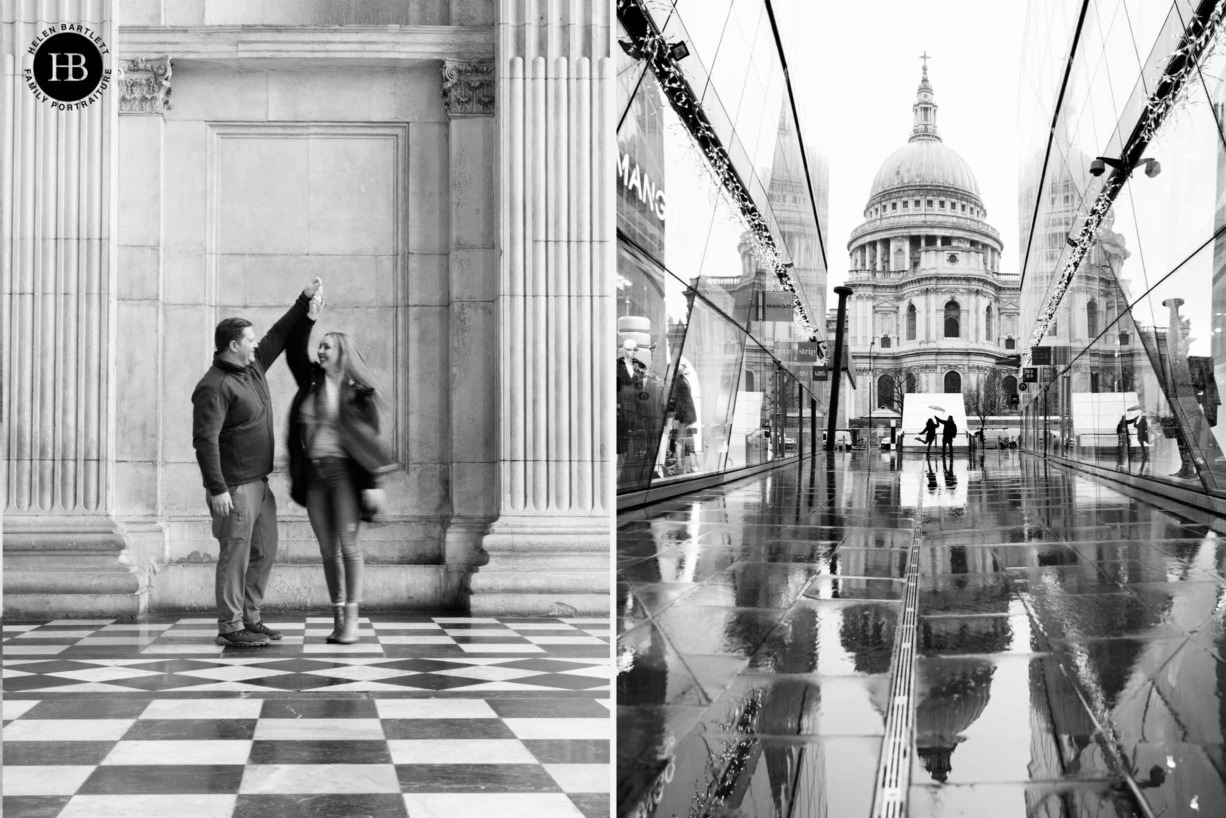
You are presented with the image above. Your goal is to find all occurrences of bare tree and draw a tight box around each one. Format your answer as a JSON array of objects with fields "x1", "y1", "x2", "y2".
[
  {"x1": 965, "y1": 370, "x2": 1007, "y2": 431},
  {"x1": 875, "y1": 368, "x2": 915, "y2": 415}
]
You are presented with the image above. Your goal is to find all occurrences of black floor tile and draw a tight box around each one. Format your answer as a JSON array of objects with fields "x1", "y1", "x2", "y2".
[
  {"x1": 523, "y1": 738, "x2": 610, "y2": 764},
  {"x1": 249, "y1": 739, "x2": 393, "y2": 765},
  {"x1": 382, "y1": 717, "x2": 514, "y2": 740},
  {"x1": 395, "y1": 763, "x2": 560, "y2": 792},
  {"x1": 0, "y1": 796, "x2": 73, "y2": 818},
  {"x1": 2, "y1": 740, "x2": 117, "y2": 765},
  {"x1": 122, "y1": 718, "x2": 258, "y2": 741},
  {"x1": 488, "y1": 698, "x2": 611, "y2": 719},
  {"x1": 570, "y1": 793, "x2": 612, "y2": 818},
  {"x1": 233, "y1": 793, "x2": 410, "y2": 818},
  {"x1": 259, "y1": 698, "x2": 379, "y2": 719},
  {"x1": 78, "y1": 764, "x2": 246, "y2": 794}
]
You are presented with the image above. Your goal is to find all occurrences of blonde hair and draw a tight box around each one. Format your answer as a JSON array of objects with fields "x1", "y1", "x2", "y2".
[{"x1": 321, "y1": 332, "x2": 389, "y2": 414}]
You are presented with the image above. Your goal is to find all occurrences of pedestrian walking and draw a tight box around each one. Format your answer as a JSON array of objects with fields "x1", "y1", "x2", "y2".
[
  {"x1": 1116, "y1": 414, "x2": 1132, "y2": 460},
  {"x1": 192, "y1": 278, "x2": 322, "y2": 647},
  {"x1": 287, "y1": 311, "x2": 397, "y2": 645}
]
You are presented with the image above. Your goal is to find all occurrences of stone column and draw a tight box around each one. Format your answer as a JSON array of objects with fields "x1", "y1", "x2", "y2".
[
  {"x1": 440, "y1": 59, "x2": 499, "y2": 603},
  {"x1": 471, "y1": 0, "x2": 612, "y2": 615},
  {"x1": 2, "y1": 2, "x2": 142, "y2": 616}
]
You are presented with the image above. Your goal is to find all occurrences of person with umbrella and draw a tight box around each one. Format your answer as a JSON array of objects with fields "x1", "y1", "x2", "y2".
[
  {"x1": 1116, "y1": 414, "x2": 1132, "y2": 462},
  {"x1": 931, "y1": 405, "x2": 957, "y2": 460}
]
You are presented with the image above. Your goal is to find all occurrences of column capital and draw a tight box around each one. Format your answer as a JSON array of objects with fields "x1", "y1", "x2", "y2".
[
  {"x1": 442, "y1": 60, "x2": 494, "y2": 118},
  {"x1": 119, "y1": 56, "x2": 172, "y2": 115}
]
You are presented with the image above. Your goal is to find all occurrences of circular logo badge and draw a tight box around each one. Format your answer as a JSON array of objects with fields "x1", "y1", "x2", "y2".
[{"x1": 31, "y1": 32, "x2": 104, "y2": 102}]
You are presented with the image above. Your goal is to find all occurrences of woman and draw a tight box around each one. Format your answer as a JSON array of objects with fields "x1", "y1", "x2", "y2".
[
  {"x1": 287, "y1": 305, "x2": 396, "y2": 644},
  {"x1": 1135, "y1": 414, "x2": 1149, "y2": 453},
  {"x1": 915, "y1": 416, "x2": 938, "y2": 456}
]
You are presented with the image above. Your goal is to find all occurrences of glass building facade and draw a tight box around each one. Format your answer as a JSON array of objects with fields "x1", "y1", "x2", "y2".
[
  {"x1": 1017, "y1": 0, "x2": 1226, "y2": 497},
  {"x1": 615, "y1": 0, "x2": 831, "y2": 498}
]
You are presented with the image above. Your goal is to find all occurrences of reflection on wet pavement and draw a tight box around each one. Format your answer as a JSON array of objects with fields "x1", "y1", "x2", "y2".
[{"x1": 617, "y1": 451, "x2": 1226, "y2": 816}]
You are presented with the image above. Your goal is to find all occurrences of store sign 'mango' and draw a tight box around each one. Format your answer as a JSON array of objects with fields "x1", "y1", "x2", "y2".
[{"x1": 617, "y1": 149, "x2": 666, "y2": 221}]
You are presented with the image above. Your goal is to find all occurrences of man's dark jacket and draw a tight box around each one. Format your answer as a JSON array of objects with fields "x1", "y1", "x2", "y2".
[
  {"x1": 191, "y1": 294, "x2": 311, "y2": 496},
  {"x1": 284, "y1": 318, "x2": 396, "y2": 516}
]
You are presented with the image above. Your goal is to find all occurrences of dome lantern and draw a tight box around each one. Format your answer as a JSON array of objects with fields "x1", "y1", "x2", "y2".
[{"x1": 912, "y1": 51, "x2": 940, "y2": 142}]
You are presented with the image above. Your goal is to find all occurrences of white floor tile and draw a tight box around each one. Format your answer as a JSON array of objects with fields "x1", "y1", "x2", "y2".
[
  {"x1": 3, "y1": 766, "x2": 96, "y2": 796},
  {"x1": 45, "y1": 619, "x2": 114, "y2": 626},
  {"x1": 47, "y1": 666, "x2": 160, "y2": 682},
  {"x1": 503, "y1": 718, "x2": 610, "y2": 740},
  {"x1": 301, "y1": 642, "x2": 383, "y2": 653},
  {"x1": 302, "y1": 680, "x2": 417, "y2": 693},
  {"x1": 3, "y1": 645, "x2": 68, "y2": 654},
  {"x1": 375, "y1": 699, "x2": 497, "y2": 719},
  {"x1": 75, "y1": 637, "x2": 158, "y2": 646},
  {"x1": 524, "y1": 637, "x2": 607, "y2": 645},
  {"x1": 377, "y1": 636, "x2": 455, "y2": 645},
  {"x1": 36, "y1": 682, "x2": 149, "y2": 694},
  {"x1": 141, "y1": 645, "x2": 225, "y2": 654},
  {"x1": 254, "y1": 718, "x2": 385, "y2": 741},
  {"x1": 140, "y1": 698, "x2": 263, "y2": 719},
  {"x1": 370, "y1": 622, "x2": 443, "y2": 630},
  {"x1": 4, "y1": 719, "x2": 134, "y2": 741},
  {"x1": 14, "y1": 630, "x2": 88, "y2": 639},
  {"x1": 454, "y1": 681, "x2": 563, "y2": 693},
  {"x1": 441, "y1": 628, "x2": 516, "y2": 637},
  {"x1": 176, "y1": 665, "x2": 290, "y2": 681},
  {"x1": 241, "y1": 764, "x2": 400, "y2": 794},
  {"x1": 2, "y1": 699, "x2": 40, "y2": 720},
  {"x1": 458, "y1": 643, "x2": 544, "y2": 653},
  {"x1": 103, "y1": 740, "x2": 253, "y2": 765},
  {"x1": 403, "y1": 793, "x2": 585, "y2": 818},
  {"x1": 303, "y1": 664, "x2": 409, "y2": 681},
  {"x1": 99, "y1": 623, "x2": 174, "y2": 631},
  {"x1": 433, "y1": 617, "x2": 502, "y2": 624},
  {"x1": 430, "y1": 665, "x2": 540, "y2": 681},
  {"x1": 387, "y1": 739, "x2": 535, "y2": 764},
  {"x1": 58, "y1": 795, "x2": 237, "y2": 818},
  {"x1": 545, "y1": 764, "x2": 611, "y2": 793},
  {"x1": 504, "y1": 623, "x2": 580, "y2": 631}
]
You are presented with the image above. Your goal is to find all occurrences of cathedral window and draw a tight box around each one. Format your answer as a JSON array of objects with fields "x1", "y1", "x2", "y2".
[
  {"x1": 903, "y1": 201, "x2": 909, "y2": 209},
  {"x1": 906, "y1": 304, "x2": 917, "y2": 340},
  {"x1": 892, "y1": 202, "x2": 898, "y2": 211},
  {"x1": 881, "y1": 335, "x2": 891, "y2": 348},
  {"x1": 927, "y1": 199, "x2": 933, "y2": 208},
  {"x1": 985, "y1": 305, "x2": 993, "y2": 341},
  {"x1": 877, "y1": 374, "x2": 896, "y2": 409},
  {"x1": 1086, "y1": 299, "x2": 1098, "y2": 337},
  {"x1": 944, "y1": 371, "x2": 962, "y2": 393},
  {"x1": 1005, "y1": 336, "x2": 1015, "y2": 350},
  {"x1": 905, "y1": 373, "x2": 917, "y2": 393},
  {"x1": 939, "y1": 200, "x2": 945, "y2": 209},
  {"x1": 944, "y1": 300, "x2": 961, "y2": 338}
]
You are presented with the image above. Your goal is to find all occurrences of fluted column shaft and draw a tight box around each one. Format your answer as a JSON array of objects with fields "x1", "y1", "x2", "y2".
[
  {"x1": 494, "y1": 0, "x2": 612, "y2": 522},
  {"x1": 2, "y1": 1, "x2": 117, "y2": 517}
]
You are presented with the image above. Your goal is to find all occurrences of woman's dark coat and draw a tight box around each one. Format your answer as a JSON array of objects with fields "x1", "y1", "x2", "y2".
[{"x1": 285, "y1": 318, "x2": 396, "y2": 514}]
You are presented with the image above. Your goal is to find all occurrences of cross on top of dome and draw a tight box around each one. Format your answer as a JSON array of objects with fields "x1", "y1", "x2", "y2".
[{"x1": 912, "y1": 52, "x2": 938, "y2": 142}]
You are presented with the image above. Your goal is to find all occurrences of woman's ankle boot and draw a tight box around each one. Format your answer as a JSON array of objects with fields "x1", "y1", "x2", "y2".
[
  {"x1": 325, "y1": 604, "x2": 344, "y2": 644},
  {"x1": 336, "y1": 602, "x2": 360, "y2": 644}
]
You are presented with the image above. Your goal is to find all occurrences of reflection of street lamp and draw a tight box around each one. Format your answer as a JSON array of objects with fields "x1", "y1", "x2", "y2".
[{"x1": 868, "y1": 339, "x2": 875, "y2": 447}]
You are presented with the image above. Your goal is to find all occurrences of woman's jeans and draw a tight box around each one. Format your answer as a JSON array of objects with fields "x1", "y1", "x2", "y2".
[{"x1": 306, "y1": 456, "x2": 363, "y2": 604}]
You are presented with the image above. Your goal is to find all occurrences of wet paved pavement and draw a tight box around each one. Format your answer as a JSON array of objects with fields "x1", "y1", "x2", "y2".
[{"x1": 617, "y1": 451, "x2": 1226, "y2": 817}]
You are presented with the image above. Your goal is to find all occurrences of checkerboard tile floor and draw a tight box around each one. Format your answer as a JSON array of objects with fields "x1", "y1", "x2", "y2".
[{"x1": 3, "y1": 615, "x2": 611, "y2": 817}]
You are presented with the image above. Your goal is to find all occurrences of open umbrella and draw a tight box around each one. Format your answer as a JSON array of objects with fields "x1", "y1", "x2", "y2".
[{"x1": 929, "y1": 405, "x2": 947, "y2": 413}]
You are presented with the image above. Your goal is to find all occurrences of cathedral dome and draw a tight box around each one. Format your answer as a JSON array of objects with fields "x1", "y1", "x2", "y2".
[
  {"x1": 869, "y1": 139, "x2": 981, "y2": 201},
  {"x1": 865, "y1": 59, "x2": 984, "y2": 210}
]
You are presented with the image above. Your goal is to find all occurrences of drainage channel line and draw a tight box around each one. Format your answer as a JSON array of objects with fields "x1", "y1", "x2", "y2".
[{"x1": 870, "y1": 492, "x2": 925, "y2": 818}]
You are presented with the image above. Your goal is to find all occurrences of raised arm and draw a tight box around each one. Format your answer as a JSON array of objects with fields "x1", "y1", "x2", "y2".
[
  {"x1": 254, "y1": 278, "x2": 321, "y2": 372},
  {"x1": 285, "y1": 295, "x2": 321, "y2": 388}
]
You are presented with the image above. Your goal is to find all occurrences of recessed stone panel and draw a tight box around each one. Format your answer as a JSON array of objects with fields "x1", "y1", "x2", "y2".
[
  {"x1": 307, "y1": 135, "x2": 397, "y2": 255},
  {"x1": 217, "y1": 137, "x2": 310, "y2": 254}
]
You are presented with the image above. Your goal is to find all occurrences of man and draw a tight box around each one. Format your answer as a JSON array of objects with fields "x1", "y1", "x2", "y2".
[
  {"x1": 192, "y1": 278, "x2": 322, "y2": 647},
  {"x1": 938, "y1": 413, "x2": 957, "y2": 460}
]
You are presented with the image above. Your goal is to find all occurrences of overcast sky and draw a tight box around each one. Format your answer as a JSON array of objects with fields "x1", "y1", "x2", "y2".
[{"x1": 791, "y1": 1, "x2": 1029, "y2": 303}]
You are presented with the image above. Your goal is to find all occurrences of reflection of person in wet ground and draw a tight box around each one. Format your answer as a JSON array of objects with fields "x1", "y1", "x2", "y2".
[
  {"x1": 943, "y1": 465, "x2": 957, "y2": 489},
  {"x1": 926, "y1": 460, "x2": 939, "y2": 492}
]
